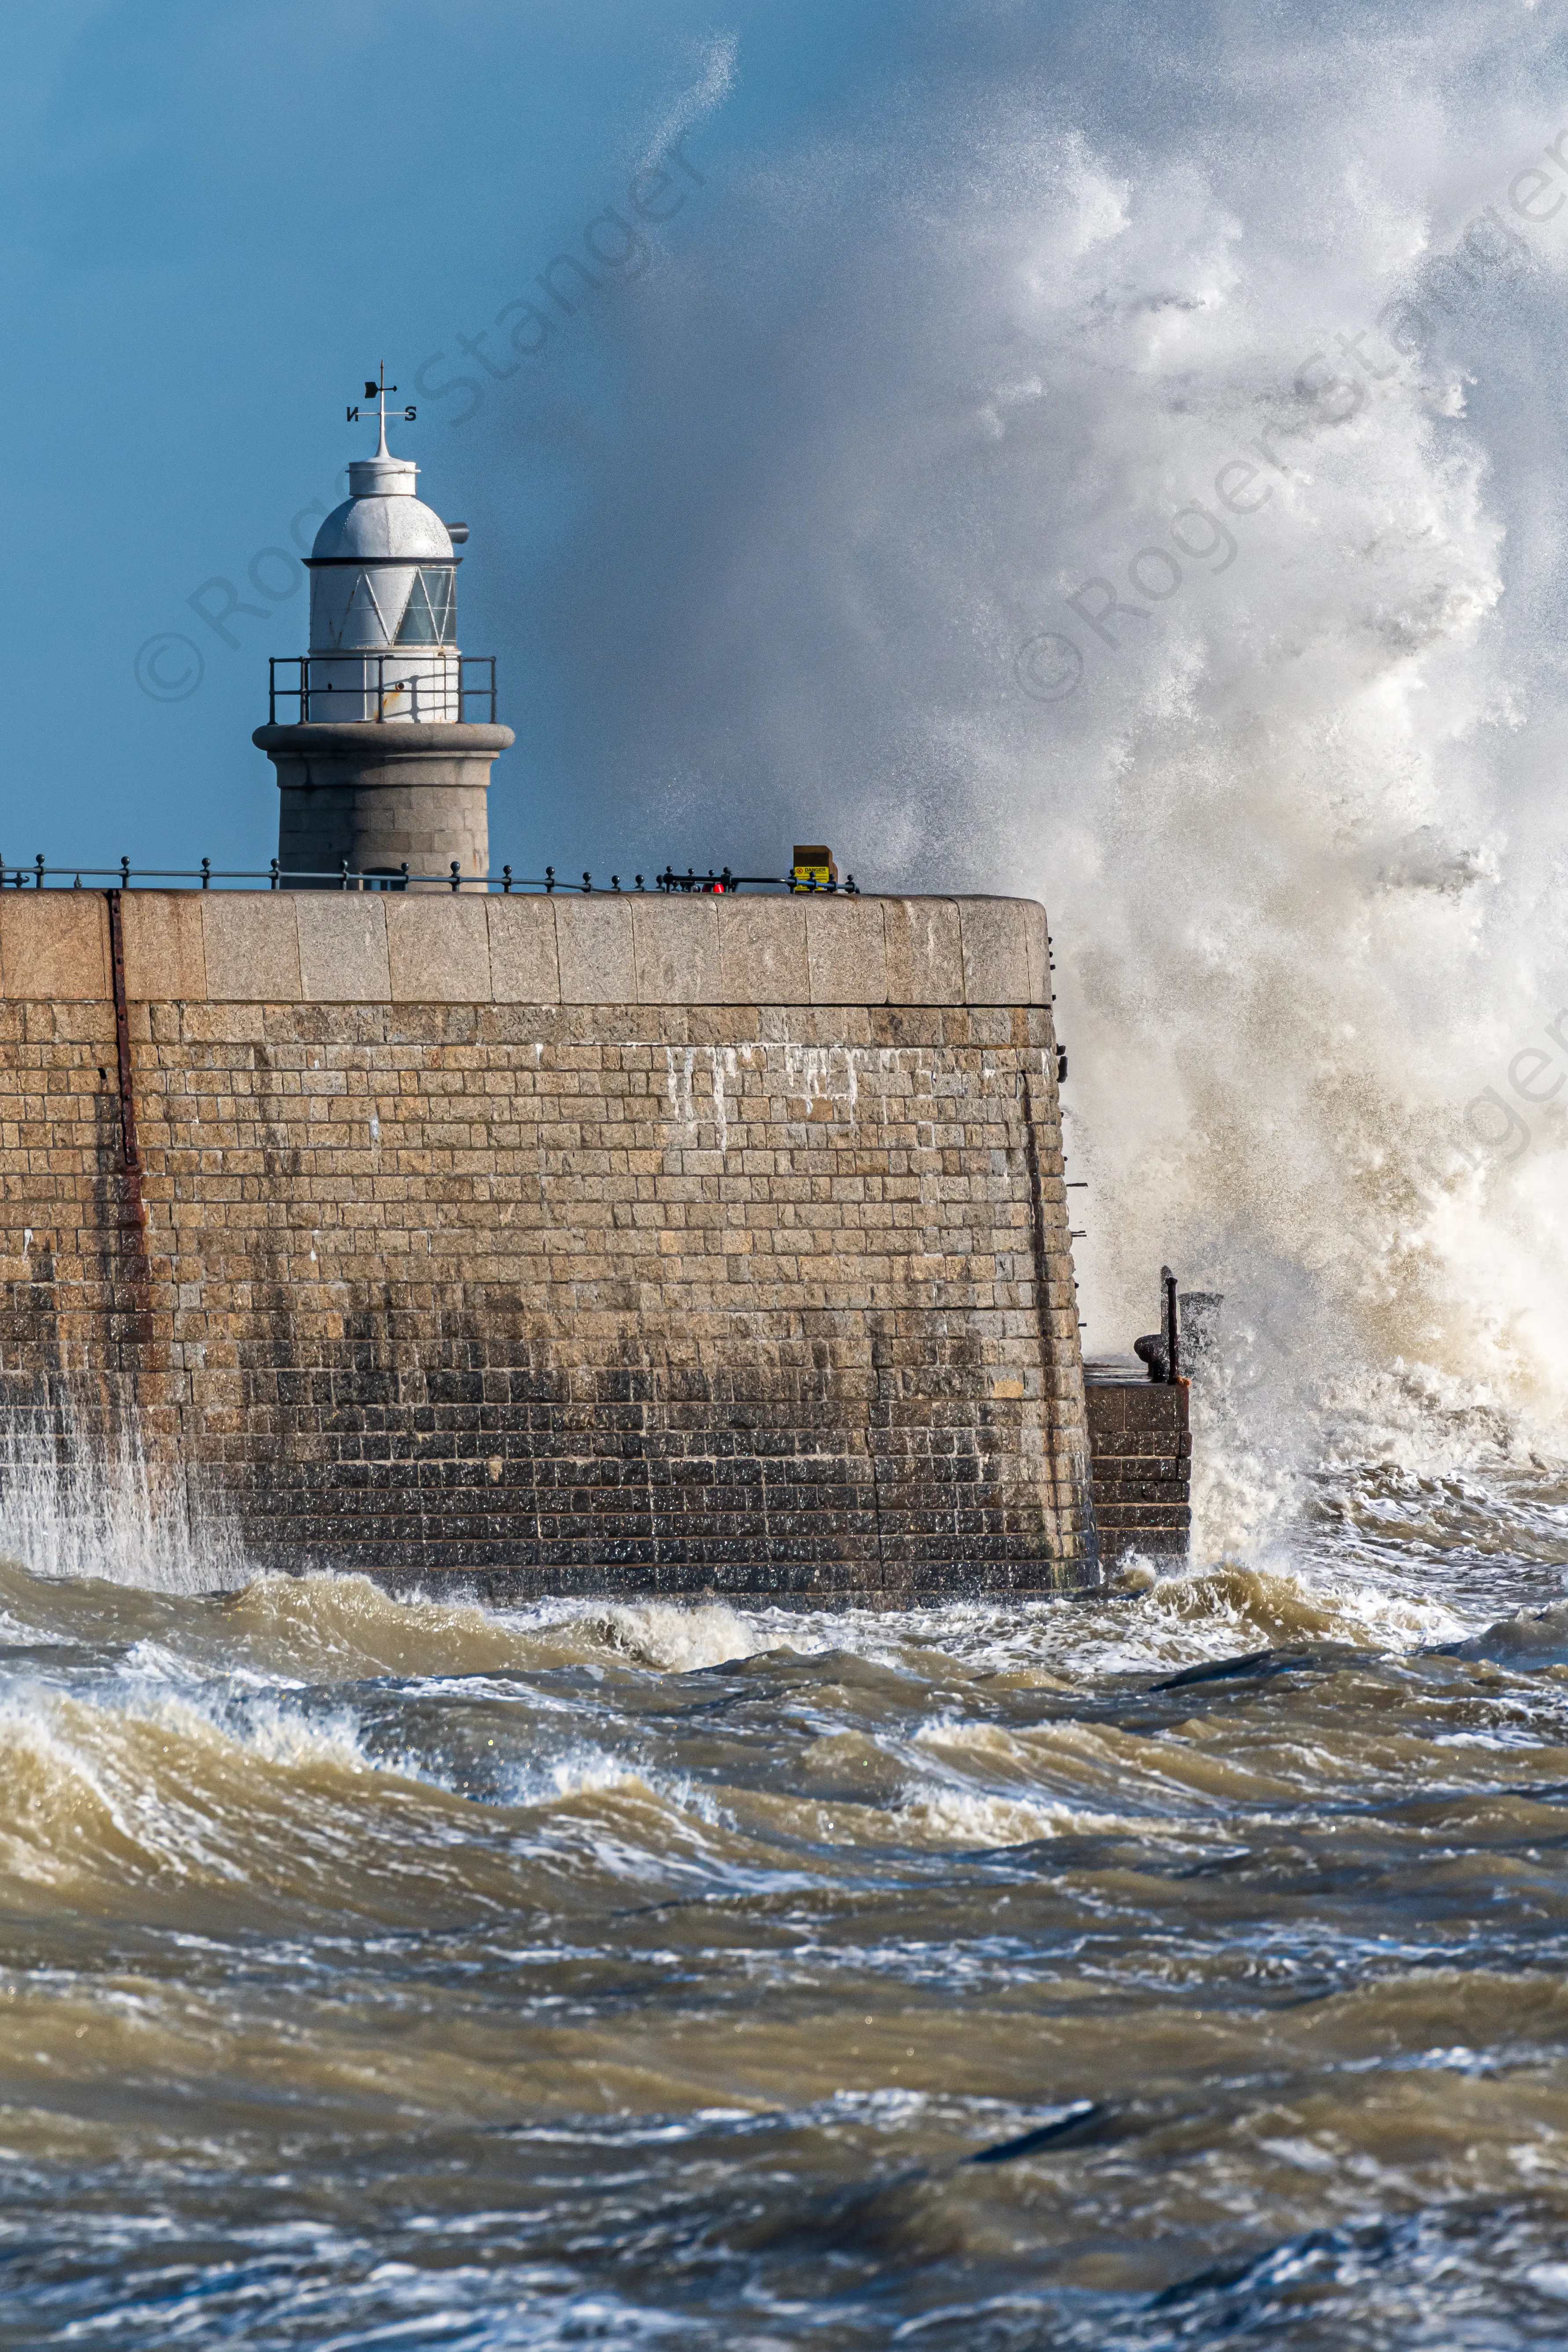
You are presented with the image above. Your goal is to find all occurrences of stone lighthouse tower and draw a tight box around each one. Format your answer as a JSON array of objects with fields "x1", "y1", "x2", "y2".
[{"x1": 254, "y1": 370, "x2": 513, "y2": 886}]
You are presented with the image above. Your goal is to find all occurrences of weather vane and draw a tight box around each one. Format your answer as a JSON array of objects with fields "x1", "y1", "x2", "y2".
[{"x1": 346, "y1": 361, "x2": 415, "y2": 431}]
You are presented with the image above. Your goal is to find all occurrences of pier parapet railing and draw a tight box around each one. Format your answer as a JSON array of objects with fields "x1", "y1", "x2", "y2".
[{"x1": 0, "y1": 858, "x2": 862, "y2": 897}]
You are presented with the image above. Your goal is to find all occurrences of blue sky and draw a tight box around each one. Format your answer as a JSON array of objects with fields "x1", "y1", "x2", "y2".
[{"x1": 5, "y1": 0, "x2": 919, "y2": 880}]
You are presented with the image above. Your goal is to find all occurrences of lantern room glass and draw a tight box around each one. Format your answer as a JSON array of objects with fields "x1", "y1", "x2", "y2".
[{"x1": 396, "y1": 567, "x2": 458, "y2": 645}]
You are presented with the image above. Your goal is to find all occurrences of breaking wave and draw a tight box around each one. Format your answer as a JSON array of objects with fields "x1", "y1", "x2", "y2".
[{"x1": 493, "y1": 0, "x2": 1568, "y2": 1547}]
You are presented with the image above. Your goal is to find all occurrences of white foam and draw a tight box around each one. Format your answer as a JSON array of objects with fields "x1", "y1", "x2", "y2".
[
  {"x1": 0, "y1": 1409, "x2": 245, "y2": 1595},
  {"x1": 577, "y1": 1600, "x2": 772, "y2": 1672},
  {"x1": 525, "y1": 5, "x2": 1568, "y2": 1553},
  {"x1": 504, "y1": 1745, "x2": 653, "y2": 1807},
  {"x1": 895, "y1": 1784, "x2": 1098, "y2": 1847}
]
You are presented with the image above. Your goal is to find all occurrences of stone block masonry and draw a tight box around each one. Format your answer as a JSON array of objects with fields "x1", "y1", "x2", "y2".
[
  {"x1": 1083, "y1": 1373, "x2": 1191, "y2": 1560},
  {"x1": 0, "y1": 889, "x2": 1097, "y2": 1598}
]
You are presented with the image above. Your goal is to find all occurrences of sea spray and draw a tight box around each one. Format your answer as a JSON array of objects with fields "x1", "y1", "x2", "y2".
[
  {"x1": 497, "y1": 0, "x2": 1568, "y2": 1539},
  {"x1": 0, "y1": 1398, "x2": 246, "y2": 1593}
]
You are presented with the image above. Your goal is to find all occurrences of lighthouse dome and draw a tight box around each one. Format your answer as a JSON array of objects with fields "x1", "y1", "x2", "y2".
[
  {"x1": 311, "y1": 457, "x2": 453, "y2": 563},
  {"x1": 307, "y1": 433, "x2": 461, "y2": 674}
]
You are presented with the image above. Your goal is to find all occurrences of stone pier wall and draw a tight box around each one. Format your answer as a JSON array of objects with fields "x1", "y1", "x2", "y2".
[
  {"x1": 0, "y1": 888, "x2": 1095, "y2": 1597},
  {"x1": 1083, "y1": 1370, "x2": 1192, "y2": 1561}
]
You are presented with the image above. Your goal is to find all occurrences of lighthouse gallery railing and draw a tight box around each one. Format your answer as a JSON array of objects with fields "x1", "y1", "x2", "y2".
[{"x1": 267, "y1": 654, "x2": 498, "y2": 725}]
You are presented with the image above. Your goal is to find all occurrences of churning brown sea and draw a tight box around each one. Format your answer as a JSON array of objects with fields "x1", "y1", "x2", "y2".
[{"x1": 2, "y1": 1444, "x2": 1568, "y2": 2347}]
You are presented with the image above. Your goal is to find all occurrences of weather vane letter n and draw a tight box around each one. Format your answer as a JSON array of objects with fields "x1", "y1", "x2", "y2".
[{"x1": 347, "y1": 362, "x2": 416, "y2": 431}]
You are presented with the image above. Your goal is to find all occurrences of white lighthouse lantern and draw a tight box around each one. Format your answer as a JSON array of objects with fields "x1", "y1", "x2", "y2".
[{"x1": 304, "y1": 372, "x2": 462, "y2": 720}]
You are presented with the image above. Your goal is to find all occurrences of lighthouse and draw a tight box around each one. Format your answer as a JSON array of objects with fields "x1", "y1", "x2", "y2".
[{"x1": 254, "y1": 370, "x2": 513, "y2": 886}]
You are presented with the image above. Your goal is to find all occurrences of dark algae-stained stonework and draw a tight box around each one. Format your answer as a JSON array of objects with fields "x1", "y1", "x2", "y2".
[
  {"x1": 0, "y1": 889, "x2": 1099, "y2": 1596},
  {"x1": 1083, "y1": 1370, "x2": 1192, "y2": 1561}
]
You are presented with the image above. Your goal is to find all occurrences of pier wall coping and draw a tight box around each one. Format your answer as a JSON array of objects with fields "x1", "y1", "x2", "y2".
[{"x1": 0, "y1": 889, "x2": 1050, "y2": 1007}]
